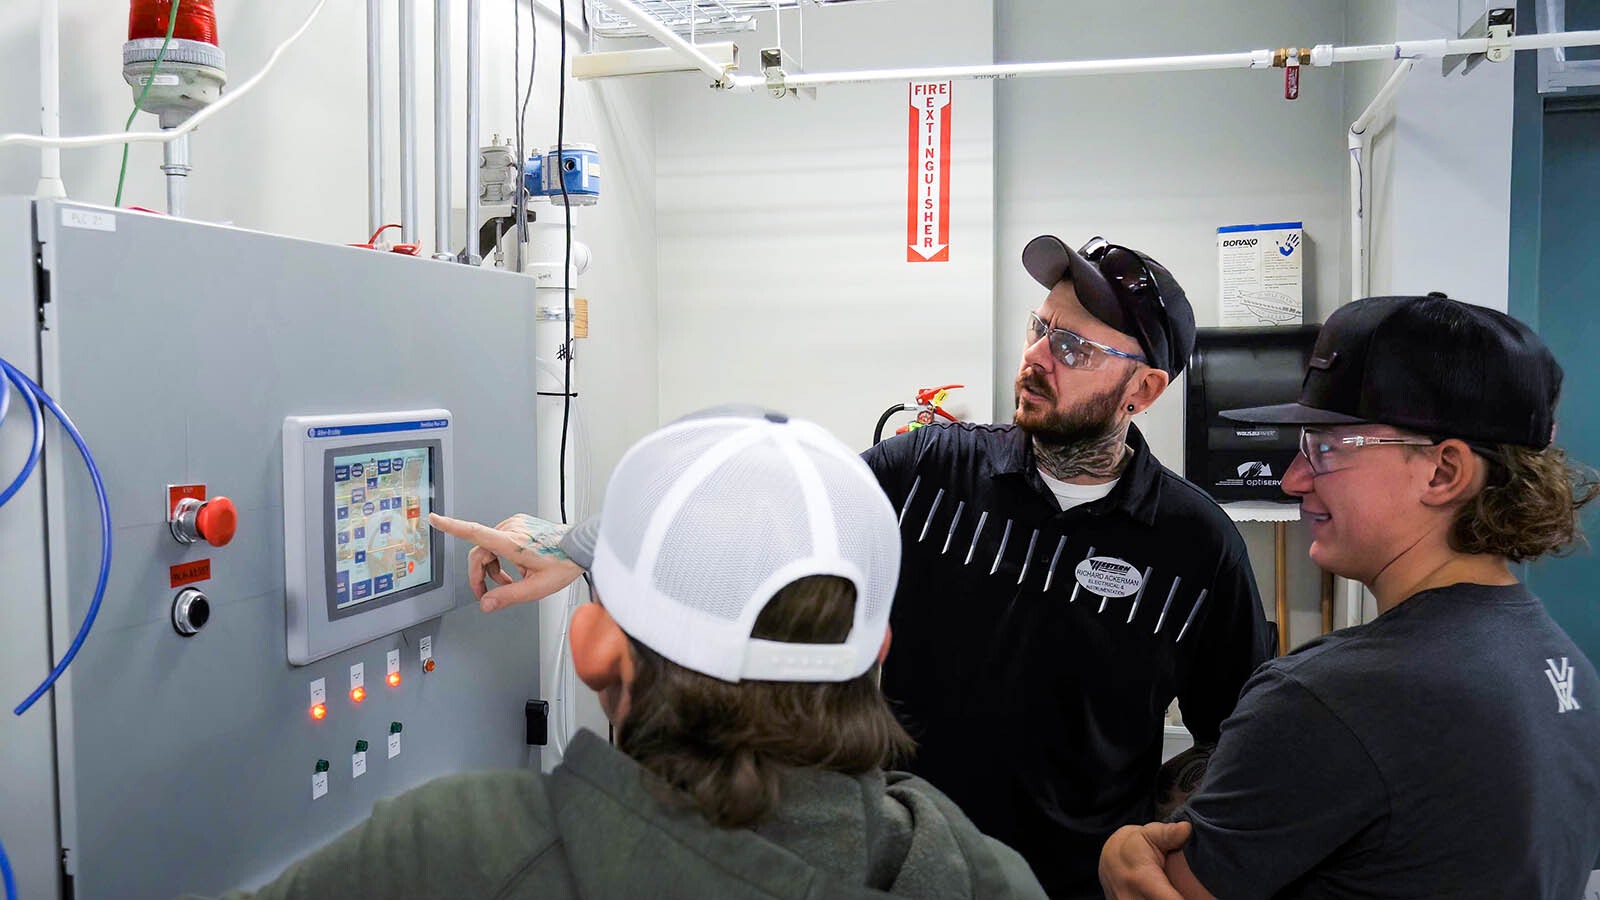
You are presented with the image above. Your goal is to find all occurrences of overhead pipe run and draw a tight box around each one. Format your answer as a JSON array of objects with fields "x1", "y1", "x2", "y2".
[
  {"x1": 593, "y1": 0, "x2": 740, "y2": 86},
  {"x1": 575, "y1": 8, "x2": 1600, "y2": 94},
  {"x1": 722, "y1": 29, "x2": 1600, "y2": 91}
]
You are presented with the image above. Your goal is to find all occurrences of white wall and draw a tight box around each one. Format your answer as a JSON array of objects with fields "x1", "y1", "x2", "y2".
[
  {"x1": 651, "y1": 0, "x2": 996, "y2": 448},
  {"x1": 1383, "y1": 0, "x2": 1516, "y2": 310},
  {"x1": 0, "y1": 0, "x2": 646, "y2": 754}
]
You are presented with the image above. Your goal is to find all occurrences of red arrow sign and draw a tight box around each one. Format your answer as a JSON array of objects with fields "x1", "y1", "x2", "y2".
[{"x1": 907, "y1": 81, "x2": 952, "y2": 262}]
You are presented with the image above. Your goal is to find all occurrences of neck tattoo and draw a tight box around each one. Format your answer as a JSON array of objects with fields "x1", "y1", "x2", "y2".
[{"x1": 1033, "y1": 426, "x2": 1131, "y2": 482}]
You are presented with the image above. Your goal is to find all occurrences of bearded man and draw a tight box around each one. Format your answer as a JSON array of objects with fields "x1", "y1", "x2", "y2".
[{"x1": 861, "y1": 235, "x2": 1274, "y2": 899}]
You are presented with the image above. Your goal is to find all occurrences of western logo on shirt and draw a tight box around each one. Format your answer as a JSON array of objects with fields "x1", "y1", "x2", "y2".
[
  {"x1": 1074, "y1": 557, "x2": 1144, "y2": 598},
  {"x1": 1545, "y1": 657, "x2": 1581, "y2": 713}
]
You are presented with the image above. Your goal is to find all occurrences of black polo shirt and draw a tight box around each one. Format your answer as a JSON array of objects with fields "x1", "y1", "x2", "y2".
[{"x1": 862, "y1": 422, "x2": 1273, "y2": 899}]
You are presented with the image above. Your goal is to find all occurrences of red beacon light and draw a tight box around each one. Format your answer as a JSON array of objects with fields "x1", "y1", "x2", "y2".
[{"x1": 122, "y1": 1, "x2": 226, "y2": 210}]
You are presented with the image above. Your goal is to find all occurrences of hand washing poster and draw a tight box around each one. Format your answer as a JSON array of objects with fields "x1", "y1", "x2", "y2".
[{"x1": 1217, "y1": 222, "x2": 1303, "y2": 326}]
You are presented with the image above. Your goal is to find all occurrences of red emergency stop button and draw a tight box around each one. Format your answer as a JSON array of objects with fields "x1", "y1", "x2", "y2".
[
  {"x1": 195, "y1": 496, "x2": 237, "y2": 546},
  {"x1": 171, "y1": 495, "x2": 238, "y2": 547}
]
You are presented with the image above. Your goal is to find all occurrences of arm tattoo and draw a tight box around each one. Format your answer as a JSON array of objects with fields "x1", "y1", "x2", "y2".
[
  {"x1": 511, "y1": 514, "x2": 572, "y2": 559},
  {"x1": 1032, "y1": 425, "x2": 1131, "y2": 482},
  {"x1": 1155, "y1": 742, "x2": 1216, "y2": 820}
]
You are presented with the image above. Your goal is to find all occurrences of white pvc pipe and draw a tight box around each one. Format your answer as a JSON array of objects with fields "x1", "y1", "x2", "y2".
[
  {"x1": 464, "y1": 0, "x2": 481, "y2": 263},
  {"x1": 433, "y1": 0, "x2": 453, "y2": 260},
  {"x1": 1348, "y1": 59, "x2": 1415, "y2": 304},
  {"x1": 35, "y1": 0, "x2": 66, "y2": 198},
  {"x1": 1351, "y1": 58, "x2": 1415, "y2": 135},
  {"x1": 367, "y1": 0, "x2": 384, "y2": 237},
  {"x1": 597, "y1": 0, "x2": 733, "y2": 84},
  {"x1": 748, "y1": 50, "x2": 1271, "y2": 90},
  {"x1": 400, "y1": 0, "x2": 420, "y2": 244},
  {"x1": 722, "y1": 29, "x2": 1600, "y2": 91},
  {"x1": 1347, "y1": 130, "x2": 1365, "y2": 304}
]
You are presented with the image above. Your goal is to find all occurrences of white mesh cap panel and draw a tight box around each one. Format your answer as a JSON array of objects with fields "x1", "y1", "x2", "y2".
[
  {"x1": 588, "y1": 411, "x2": 900, "y2": 683},
  {"x1": 603, "y1": 421, "x2": 748, "y2": 571},
  {"x1": 651, "y1": 436, "x2": 814, "y2": 621},
  {"x1": 803, "y1": 441, "x2": 900, "y2": 624}
]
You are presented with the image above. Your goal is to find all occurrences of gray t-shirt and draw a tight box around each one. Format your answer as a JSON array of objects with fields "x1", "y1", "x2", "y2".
[{"x1": 1179, "y1": 582, "x2": 1600, "y2": 899}]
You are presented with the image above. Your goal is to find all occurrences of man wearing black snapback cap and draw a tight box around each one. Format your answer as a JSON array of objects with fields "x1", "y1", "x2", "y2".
[
  {"x1": 862, "y1": 236, "x2": 1273, "y2": 897},
  {"x1": 1101, "y1": 294, "x2": 1600, "y2": 899}
]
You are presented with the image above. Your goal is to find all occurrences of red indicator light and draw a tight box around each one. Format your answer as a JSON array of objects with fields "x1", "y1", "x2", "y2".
[
  {"x1": 350, "y1": 686, "x2": 366, "y2": 703},
  {"x1": 386, "y1": 671, "x2": 401, "y2": 687},
  {"x1": 311, "y1": 703, "x2": 327, "y2": 721}
]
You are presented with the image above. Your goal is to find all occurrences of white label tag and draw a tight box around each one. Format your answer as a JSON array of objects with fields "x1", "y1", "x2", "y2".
[
  {"x1": 309, "y1": 677, "x2": 327, "y2": 706},
  {"x1": 62, "y1": 208, "x2": 116, "y2": 232},
  {"x1": 311, "y1": 772, "x2": 328, "y2": 800},
  {"x1": 352, "y1": 752, "x2": 367, "y2": 778},
  {"x1": 1073, "y1": 557, "x2": 1145, "y2": 598},
  {"x1": 387, "y1": 649, "x2": 400, "y2": 678},
  {"x1": 350, "y1": 663, "x2": 364, "y2": 691},
  {"x1": 388, "y1": 733, "x2": 401, "y2": 759},
  {"x1": 138, "y1": 73, "x2": 181, "y2": 86},
  {"x1": 419, "y1": 635, "x2": 433, "y2": 662}
]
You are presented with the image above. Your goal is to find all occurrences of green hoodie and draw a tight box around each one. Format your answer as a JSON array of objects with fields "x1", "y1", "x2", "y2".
[{"x1": 211, "y1": 729, "x2": 1046, "y2": 900}]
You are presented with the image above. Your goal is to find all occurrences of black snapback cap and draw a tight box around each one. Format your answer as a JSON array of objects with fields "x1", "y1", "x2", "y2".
[{"x1": 1223, "y1": 294, "x2": 1562, "y2": 448}]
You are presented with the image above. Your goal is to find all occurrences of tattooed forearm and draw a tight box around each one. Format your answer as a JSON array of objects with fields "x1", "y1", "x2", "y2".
[
  {"x1": 510, "y1": 514, "x2": 572, "y2": 558},
  {"x1": 1033, "y1": 425, "x2": 1131, "y2": 481}
]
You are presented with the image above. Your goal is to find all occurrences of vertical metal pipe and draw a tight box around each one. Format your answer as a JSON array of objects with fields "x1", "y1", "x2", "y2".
[
  {"x1": 462, "y1": 0, "x2": 482, "y2": 263},
  {"x1": 162, "y1": 132, "x2": 190, "y2": 217},
  {"x1": 399, "y1": 0, "x2": 420, "y2": 244},
  {"x1": 366, "y1": 0, "x2": 384, "y2": 237},
  {"x1": 432, "y1": 0, "x2": 453, "y2": 260}
]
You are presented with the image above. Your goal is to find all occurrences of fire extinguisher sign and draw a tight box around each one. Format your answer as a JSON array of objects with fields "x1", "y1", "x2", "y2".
[{"x1": 907, "y1": 81, "x2": 952, "y2": 263}]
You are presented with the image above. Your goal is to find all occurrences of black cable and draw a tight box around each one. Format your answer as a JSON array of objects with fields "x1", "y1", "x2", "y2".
[
  {"x1": 558, "y1": 0, "x2": 573, "y2": 526},
  {"x1": 873, "y1": 404, "x2": 913, "y2": 446}
]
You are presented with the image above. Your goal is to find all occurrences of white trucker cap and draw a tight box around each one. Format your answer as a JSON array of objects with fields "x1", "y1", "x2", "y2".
[{"x1": 586, "y1": 407, "x2": 901, "y2": 683}]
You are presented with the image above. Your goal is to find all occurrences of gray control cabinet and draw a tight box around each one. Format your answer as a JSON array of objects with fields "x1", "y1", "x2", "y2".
[{"x1": 0, "y1": 200, "x2": 543, "y2": 899}]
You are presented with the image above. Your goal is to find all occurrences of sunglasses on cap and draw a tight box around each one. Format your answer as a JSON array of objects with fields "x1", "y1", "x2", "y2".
[{"x1": 1078, "y1": 236, "x2": 1169, "y2": 369}]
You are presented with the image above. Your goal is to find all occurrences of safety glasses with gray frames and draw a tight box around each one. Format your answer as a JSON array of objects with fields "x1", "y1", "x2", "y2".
[
  {"x1": 1027, "y1": 312, "x2": 1148, "y2": 370},
  {"x1": 1299, "y1": 428, "x2": 1437, "y2": 476}
]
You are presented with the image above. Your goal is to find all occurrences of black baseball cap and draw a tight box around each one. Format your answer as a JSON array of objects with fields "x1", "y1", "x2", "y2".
[
  {"x1": 1223, "y1": 294, "x2": 1562, "y2": 449},
  {"x1": 1021, "y1": 234, "x2": 1197, "y2": 378}
]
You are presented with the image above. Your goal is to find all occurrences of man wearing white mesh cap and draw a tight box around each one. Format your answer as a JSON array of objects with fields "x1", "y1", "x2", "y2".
[{"x1": 211, "y1": 408, "x2": 1046, "y2": 900}]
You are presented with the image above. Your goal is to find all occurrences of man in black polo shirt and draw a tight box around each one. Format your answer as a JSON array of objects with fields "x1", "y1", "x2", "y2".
[{"x1": 861, "y1": 236, "x2": 1273, "y2": 898}]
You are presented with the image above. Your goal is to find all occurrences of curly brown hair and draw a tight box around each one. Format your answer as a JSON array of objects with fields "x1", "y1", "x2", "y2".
[
  {"x1": 1450, "y1": 444, "x2": 1600, "y2": 562},
  {"x1": 616, "y1": 574, "x2": 913, "y2": 829}
]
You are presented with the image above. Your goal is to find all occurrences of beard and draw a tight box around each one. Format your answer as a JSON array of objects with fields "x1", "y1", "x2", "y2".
[{"x1": 1013, "y1": 366, "x2": 1130, "y2": 447}]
